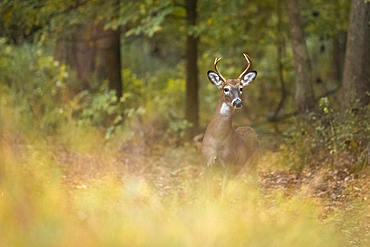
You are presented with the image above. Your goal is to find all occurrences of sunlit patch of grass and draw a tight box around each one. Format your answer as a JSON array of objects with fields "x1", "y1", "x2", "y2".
[{"x1": 56, "y1": 122, "x2": 106, "y2": 154}]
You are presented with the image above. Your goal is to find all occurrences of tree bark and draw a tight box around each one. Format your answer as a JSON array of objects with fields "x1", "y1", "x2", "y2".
[
  {"x1": 54, "y1": 23, "x2": 123, "y2": 99},
  {"x1": 274, "y1": 0, "x2": 287, "y2": 120},
  {"x1": 95, "y1": 24, "x2": 123, "y2": 99},
  {"x1": 340, "y1": 0, "x2": 370, "y2": 109},
  {"x1": 69, "y1": 24, "x2": 96, "y2": 90},
  {"x1": 331, "y1": 35, "x2": 345, "y2": 84},
  {"x1": 285, "y1": 0, "x2": 315, "y2": 113},
  {"x1": 185, "y1": 0, "x2": 199, "y2": 135}
]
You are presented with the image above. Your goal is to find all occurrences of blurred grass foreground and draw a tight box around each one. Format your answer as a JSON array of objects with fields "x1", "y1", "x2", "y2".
[
  {"x1": 0, "y1": 139, "x2": 338, "y2": 247},
  {"x1": 1, "y1": 101, "x2": 369, "y2": 247}
]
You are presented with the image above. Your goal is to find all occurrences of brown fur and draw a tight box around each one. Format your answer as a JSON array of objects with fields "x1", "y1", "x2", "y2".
[{"x1": 201, "y1": 80, "x2": 259, "y2": 175}]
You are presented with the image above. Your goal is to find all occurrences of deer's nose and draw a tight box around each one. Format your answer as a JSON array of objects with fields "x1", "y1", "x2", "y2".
[{"x1": 232, "y1": 98, "x2": 243, "y2": 108}]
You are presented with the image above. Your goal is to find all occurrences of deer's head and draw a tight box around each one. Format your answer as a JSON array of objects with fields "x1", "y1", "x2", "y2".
[{"x1": 207, "y1": 53, "x2": 257, "y2": 109}]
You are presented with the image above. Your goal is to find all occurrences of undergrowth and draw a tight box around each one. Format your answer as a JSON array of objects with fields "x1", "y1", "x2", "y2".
[
  {"x1": 270, "y1": 97, "x2": 370, "y2": 171},
  {"x1": 0, "y1": 131, "x2": 352, "y2": 247}
]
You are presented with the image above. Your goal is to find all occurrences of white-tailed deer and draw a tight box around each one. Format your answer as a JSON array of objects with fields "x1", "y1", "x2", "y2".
[{"x1": 201, "y1": 53, "x2": 259, "y2": 176}]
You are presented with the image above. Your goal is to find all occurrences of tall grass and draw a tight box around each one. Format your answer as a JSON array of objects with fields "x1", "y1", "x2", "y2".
[{"x1": 0, "y1": 152, "x2": 344, "y2": 247}]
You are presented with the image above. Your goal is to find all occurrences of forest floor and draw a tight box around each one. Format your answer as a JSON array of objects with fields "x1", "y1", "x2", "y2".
[{"x1": 50, "y1": 136, "x2": 370, "y2": 211}]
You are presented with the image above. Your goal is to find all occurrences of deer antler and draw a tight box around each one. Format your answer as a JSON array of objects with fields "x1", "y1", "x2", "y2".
[
  {"x1": 238, "y1": 53, "x2": 252, "y2": 79},
  {"x1": 214, "y1": 57, "x2": 226, "y2": 82}
]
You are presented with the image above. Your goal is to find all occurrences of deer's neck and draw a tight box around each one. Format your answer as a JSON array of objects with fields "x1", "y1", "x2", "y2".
[{"x1": 207, "y1": 97, "x2": 235, "y2": 139}]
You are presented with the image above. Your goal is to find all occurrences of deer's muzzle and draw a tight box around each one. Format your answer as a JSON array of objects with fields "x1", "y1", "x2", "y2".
[{"x1": 232, "y1": 98, "x2": 243, "y2": 108}]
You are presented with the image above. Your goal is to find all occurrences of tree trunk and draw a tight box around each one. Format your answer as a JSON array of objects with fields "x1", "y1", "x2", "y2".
[
  {"x1": 69, "y1": 24, "x2": 96, "y2": 90},
  {"x1": 331, "y1": 34, "x2": 346, "y2": 85},
  {"x1": 185, "y1": 0, "x2": 199, "y2": 135},
  {"x1": 95, "y1": 24, "x2": 123, "y2": 99},
  {"x1": 340, "y1": 0, "x2": 370, "y2": 109},
  {"x1": 54, "y1": 23, "x2": 123, "y2": 99},
  {"x1": 274, "y1": 0, "x2": 287, "y2": 120},
  {"x1": 285, "y1": 0, "x2": 315, "y2": 113}
]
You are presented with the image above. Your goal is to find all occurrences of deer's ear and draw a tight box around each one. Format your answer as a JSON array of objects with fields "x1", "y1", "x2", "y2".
[
  {"x1": 208, "y1": 71, "x2": 224, "y2": 89},
  {"x1": 241, "y1": 71, "x2": 257, "y2": 87}
]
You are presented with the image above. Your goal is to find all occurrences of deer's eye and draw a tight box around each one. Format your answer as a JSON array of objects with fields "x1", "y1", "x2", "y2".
[{"x1": 224, "y1": 88, "x2": 230, "y2": 93}]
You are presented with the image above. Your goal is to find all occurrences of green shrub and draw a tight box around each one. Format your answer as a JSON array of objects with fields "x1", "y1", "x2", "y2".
[{"x1": 279, "y1": 97, "x2": 370, "y2": 170}]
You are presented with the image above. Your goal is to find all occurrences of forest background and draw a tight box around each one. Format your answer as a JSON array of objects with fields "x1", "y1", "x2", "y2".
[{"x1": 1, "y1": 0, "x2": 370, "y2": 246}]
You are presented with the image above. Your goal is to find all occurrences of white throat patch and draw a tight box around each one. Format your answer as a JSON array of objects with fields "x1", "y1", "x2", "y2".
[{"x1": 220, "y1": 102, "x2": 231, "y2": 115}]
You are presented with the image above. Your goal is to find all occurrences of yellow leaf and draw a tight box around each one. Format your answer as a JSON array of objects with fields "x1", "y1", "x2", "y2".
[
  {"x1": 140, "y1": 4, "x2": 145, "y2": 14},
  {"x1": 60, "y1": 64, "x2": 66, "y2": 72},
  {"x1": 3, "y1": 12, "x2": 11, "y2": 21},
  {"x1": 153, "y1": 26, "x2": 162, "y2": 33}
]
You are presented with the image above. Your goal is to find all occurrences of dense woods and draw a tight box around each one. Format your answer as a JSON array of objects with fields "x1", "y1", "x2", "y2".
[{"x1": 1, "y1": 0, "x2": 370, "y2": 246}]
